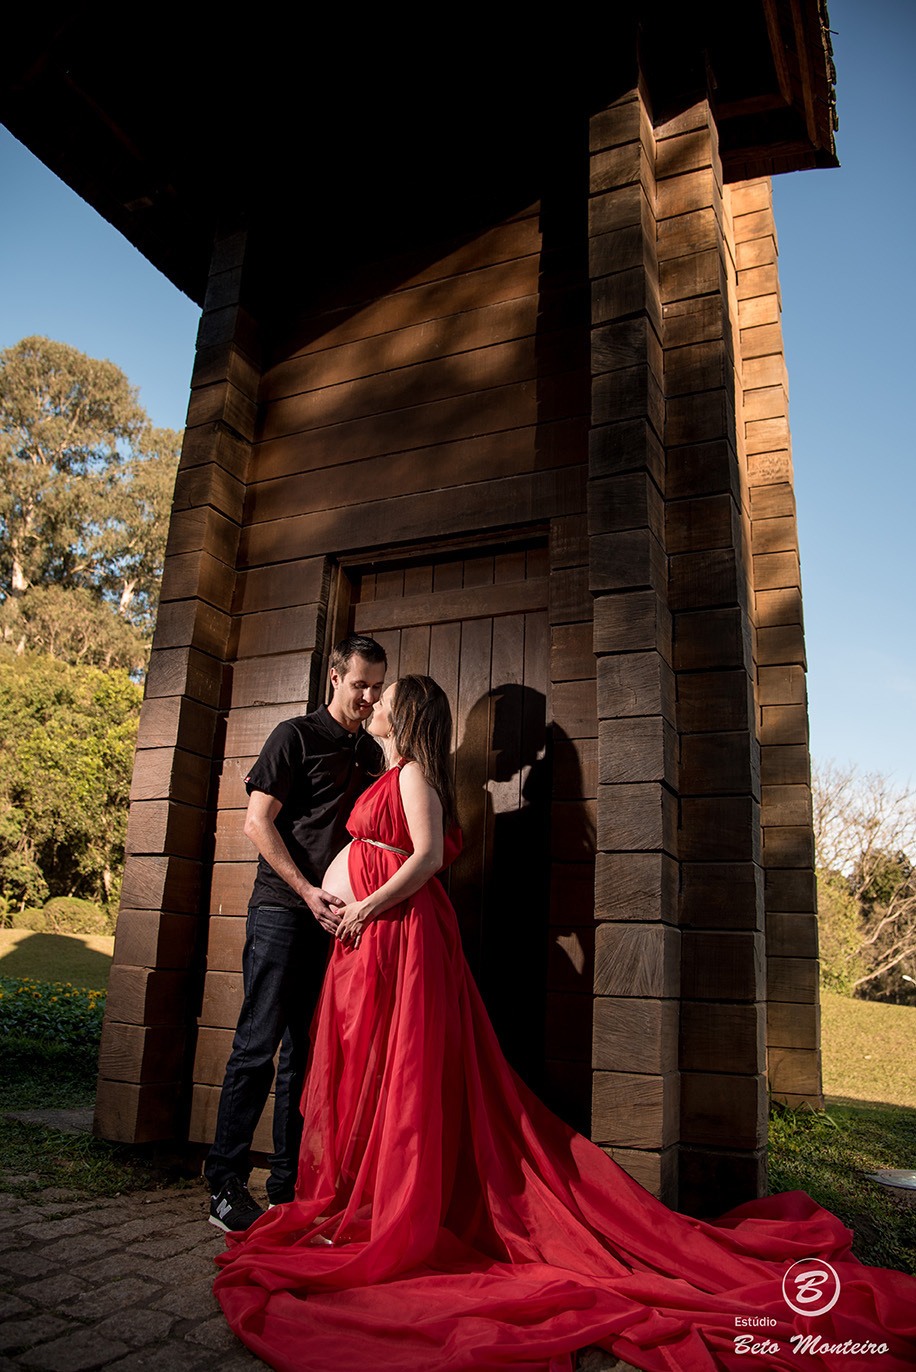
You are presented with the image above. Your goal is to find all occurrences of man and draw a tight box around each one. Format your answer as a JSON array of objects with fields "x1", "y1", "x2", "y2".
[{"x1": 206, "y1": 633, "x2": 387, "y2": 1231}]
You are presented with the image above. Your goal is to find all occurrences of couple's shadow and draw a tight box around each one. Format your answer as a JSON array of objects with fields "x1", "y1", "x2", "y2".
[{"x1": 447, "y1": 684, "x2": 593, "y2": 1100}]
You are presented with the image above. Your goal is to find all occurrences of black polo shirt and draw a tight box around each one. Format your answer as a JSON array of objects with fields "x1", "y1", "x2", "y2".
[{"x1": 245, "y1": 704, "x2": 382, "y2": 908}]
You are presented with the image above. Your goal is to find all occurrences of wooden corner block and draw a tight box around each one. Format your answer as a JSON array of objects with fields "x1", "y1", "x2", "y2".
[
  {"x1": 597, "y1": 651, "x2": 676, "y2": 722},
  {"x1": 758, "y1": 665, "x2": 806, "y2": 707},
  {"x1": 659, "y1": 248, "x2": 728, "y2": 307},
  {"x1": 588, "y1": 472, "x2": 664, "y2": 541},
  {"x1": 681, "y1": 929, "x2": 764, "y2": 1000},
  {"x1": 185, "y1": 378, "x2": 258, "y2": 442},
  {"x1": 190, "y1": 340, "x2": 260, "y2": 402},
  {"x1": 673, "y1": 606, "x2": 752, "y2": 673},
  {"x1": 164, "y1": 503, "x2": 241, "y2": 567},
  {"x1": 679, "y1": 1001, "x2": 765, "y2": 1074},
  {"x1": 760, "y1": 743, "x2": 810, "y2": 786},
  {"x1": 606, "y1": 1144, "x2": 679, "y2": 1204},
  {"x1": 588, "y1": 417, "x2": 666, "y2": 486},
  {"x1": 666, "y1": 438, "x2": 740, "y2": 502},
  {"x1": 594, "y1": 852, "x2": 678, "y2": 923},
  {"x1": 199, "y1": 969, "x2": 244, "y2": 1028},
  {"x1": 753, "y1": 550, "x2": 800, "y2": 592},
  {"x1": 129, "y1": 745, "x2": 212, "y2": 809},
  {"x1": 680, "y1": 1071, "x2": 767, "y2": 1149},
  {"x1": 756, "y1": 624, "x2": 806, "y2": 668},
  {"x1": 594, "y1": 589, "x2": 672, "y2": 657},
  {"x1": 680, "y1": 797, "x2": 762, "y2": 865},
  {"x1": 678, "y1": 1146, "x2": 767, "y2": 1217},
  {"x1": 748, "y1": 479, "x2": 794, "y2": 519},
  {"x1": 159, "y1": 550, "x2": 237, "y2": 614},
  {"x1": 93, "y1": 1080, "x2": 184, "y2": 1146},
  {"x1": 736, "y1": 236, "x2": 777, "y2": 272},
  {"x1": 728, "y1": 181, "x2": 772, "y2": 217},
  {"x1": 655, "y1": 124, "x2": 718, "y2": 182},
  {"x1": 767, "y1": 956, "x2": 819, "y2": 1002},
  {"x1": 679, "y1": 861, "x2": 764, "y2": 929},
  {"x1": 144, "y1": 645, "x2": 224, "y2": 709},
  {"x1": 762, "y1": 825, "x2": 814, "y2": 868},
  {"x1": 767, "y1": 998, "x2": 819, "y2": 1050},
  {"x1": 211, "y1": 862, "x2": 258, "y2": 916},
  {"x1": 233, "y1": 556, "x2": 328, "y2": 616},
  {"x1": 666, "y1": 491, "x2": 739, "y2": 556},
  {"x1": 738, "y1": 293, "x2": 779, "y2": 330},
  {"x1": 656, "y1": 167, "x2": 718, "y2": 220},
  {"x1": 104, "y1": 967, "x2": 192, "y2": 1026},
  {"x1": 746, "y1": 416, "x2": 790, "y2": 456},
  {"x1": 592, "y1": 533, "x2": 653, "y2": 616},
  {"x1": 598, "y1": 717, "x2": 677, "y2": 787},
  {"x1": 677, "y1": 669, "x2": 755, "y2": 734},
  {"x1": 765, "y1": 870, "x2": 817, "y2": 919},
  {"x1": 112, "y1": 910, "x2": 198, "y2": 970},
  {"x1": 768, "y1": 1047, "x2": 822, "y2": 1098},
  {"x1": 588, "y1": 183, "x2": 645, "y2": 240},
  {"x1": 171, "y1": 461, "x2": 246, "y2": 526},
  {"x1": 662, "y1": 293, "x2": 732, "y2": 351},
  {"x1": 547, "y1": 926, "x2": 596, "y2": 993},
  {"x1": 119, "y1": 854, "x2": 203, "y2": 915},
  {"x1": 125, "y1": 800, "x2": 208, "y2": 860},
  {"x1": 193, "y1": 1024, "x2": 236, "y2": 1086},
  {"x1": 739, "y1": 321, "x2": 784, "y2": 362},
  {"x1": 592, "y1": 996, "x2": 678, "y2": 1073},
  {"x1": 755, "y1": 586, "x2": 803, "y2": 630},
  {"x1": 98, "y1": 1021, "x2": 186, "y2": 1084},
  {"x1": 179, "y1": 422, "x2": 250, "y2": 482},
  {"x1": 153, "y1": 599, "x2": 231, "y2": 659},
  {"x1": 188, "y1": 1082, "x2": 273, "y2": 1152},
  {"x1": 760, "y1": 782, "x2": 811, "y2": 827},
  {"x1": 224, "y1": 702, "x2": 311, "y2": 759},
  {"x1": 656, "y1": 208, "x2": 720, "y2": 265},
  {"x1": 594, "y1": 922, "x2": 680, "y2": 998},
  {"x1": 751, "y1": 515, "x2": 797, "y2": 556},
  {"x1": 205, "y1": 915, "x2": 248, "y2": 972},
  {"x1": 766, "y1": 910, "x2": 818, "y2": 957},
  {"x1": 589, "y1": 219, "x2": 657, "y2": 285},
  {"x1": 679, "y1": 730, "x2": 760, "y2": 798},
  {"x1": 663, "y1": 339, "x2": 729, "y2": 397},
  {"x1": 589, "y1": 92, "x2": 643, "y2": 154},
  {"x1": 591, "y1": 266, "x2": 662, "y2": 335},
  {"x1": 665, "y1": 390, "x2": 736, "y2": 449},
  {"x1": 135, "y1": 696, "x2": 218, "y2": 757},
  {"x1": 592, "y1": 313, "x2": 663, "y2": 380},
  {"x1": 592, "y1": 1070, "x2": 680, "y2": 1149},
  {"x1": 742, "y1": 352, "x2": 788, "y2": 392}
]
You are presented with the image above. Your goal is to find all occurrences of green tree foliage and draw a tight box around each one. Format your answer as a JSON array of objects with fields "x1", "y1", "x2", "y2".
[
  {"x1": 0, "y1": 337, "x2": 180, "y2": 668},
  {"x1": 813, "y1": 761, "x2": 916, "y2": 1002},
  {"x1": 0, "y1": 650, "x2": 142, "y2": 912}
]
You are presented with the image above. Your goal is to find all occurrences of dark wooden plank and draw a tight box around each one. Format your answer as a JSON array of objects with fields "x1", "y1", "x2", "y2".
[
  {"x1": 119, "y1": 855, "x2": 203, "y2": 916},
  {"x1": 679, "y1": 730, "x2": 759, "y2": 796},
  {"x1": 588, "y1": 417, "x2": 665, "y2": 488},
  {"x1": 673, "y1": 607, "x2": 751, "y2": 673},
  {"x1": 232, "y1": 556, "x2": 327, "y2": 615},
  {"x1": 596, "y1": 651, "x2": 676, "y2": 723},
  {"x1": 598, "y1": 718, "x2": 676, "y2": 786},
  {"x1": 98, "y1": 1022, "x2": 186, "y2": 1083},
  {"x1": 679, "y1": 861, "x2": 763, "y2": 929},
  {"x1": 767, "y1": 956, "x2": 819, "y2": 1001},
  {"x1": 679, "y1": 797, "x2": 761, "y2": 864},
  {"x1": 125, "y1": 801, "x2": 208, "y2": 860},
  {"x1": 677, "y1": 670, "x2": 754, "y2": 734},
  {"x1": 112, "y1": 910, "x2": 198, "y2": 970},
  {"x1": 588, "y1": 471, "x2": 664, "y2": 539},
  {"x1": 233, "y1": 603, "x2": 322, "y2": 660},
  {"x1": 680, "y1": 1073, "x2": 766, "y2": 1150},
  {"x1": 592, "y1": 1072, "x2": 676, "y2": 1149},
  {"x1": 679, "y1": 1002, "x2": 762, "y2": 1074},
  {"x1": 159, "y1": 549, "x2": 237, "y2": 613},
  {"x1": 549, "y1": 622, "x2": 595, "y2": 683},
  {"x1": 104, "y1": 967, "x2": 192, "y2": 1027},
  {"x1": 129, "y1": 747, "x2": 212, "y2": 808},
  {"x1": 594, "y1": 852, "x2": 678, "y2": 922},
  {"x1": 551, "y1": 679, "x2": 598, "y2": 740},
  {"x1": 593, "y1": 997, "x2": 678, "y2": 1074},
  {"x1": 354, "y1": 577, "x2": 548, "y2": 634},
  {"x1": 766, "y1": 910, "x2": 817, "y2": 957},
  {"x1": 596, "y1": 782, "x2": 677, "y2": 854},
  {"x1": 680, "y1": 930, "x2": 763, "y2": 1000},
  {"x1": 593, "y1": 589, "x2": 671, "y2": 657}
]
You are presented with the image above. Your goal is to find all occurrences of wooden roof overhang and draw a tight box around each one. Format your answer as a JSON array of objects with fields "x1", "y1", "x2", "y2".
[{"x1": 1, "y1": 5, "x2": 837, "y2": 307}]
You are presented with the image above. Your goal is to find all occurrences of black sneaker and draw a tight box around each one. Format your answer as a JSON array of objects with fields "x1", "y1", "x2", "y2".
[{"x1": 209, "y1": 1177, "x2": 265, "y2": 1232}]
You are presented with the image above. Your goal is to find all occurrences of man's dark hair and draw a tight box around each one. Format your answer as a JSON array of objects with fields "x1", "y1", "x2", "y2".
[{"x1": 329, "y1": 634, "x2": 387, "y2": 675}]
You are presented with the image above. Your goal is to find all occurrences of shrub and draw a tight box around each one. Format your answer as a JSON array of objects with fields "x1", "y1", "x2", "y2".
[{"x1": 0, "y1": 975, "x2": 106, "y2": 1053}]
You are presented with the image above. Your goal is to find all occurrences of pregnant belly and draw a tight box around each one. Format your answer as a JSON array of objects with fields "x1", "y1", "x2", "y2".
[{"x1": 322, "y1": 841, "x2": 355, "y2": 905}]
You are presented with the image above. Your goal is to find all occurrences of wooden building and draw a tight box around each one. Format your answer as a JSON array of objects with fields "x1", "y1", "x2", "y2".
[{"x1": 1, "y1": 2, "x2": 838, "y2": 1215}]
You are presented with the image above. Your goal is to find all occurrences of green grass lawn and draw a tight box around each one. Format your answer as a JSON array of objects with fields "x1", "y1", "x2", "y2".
[
  {"x1": 0, "y1": 928, "x2": 113, "y2": 989},
  {"x1": 820, "y1": 989, "x2": 916, "y2": 1109}
]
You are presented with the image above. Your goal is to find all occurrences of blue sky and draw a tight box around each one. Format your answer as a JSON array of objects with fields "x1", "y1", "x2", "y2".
[{"x1": 1, "y1": 0, "x2": 914, "y2": 781}]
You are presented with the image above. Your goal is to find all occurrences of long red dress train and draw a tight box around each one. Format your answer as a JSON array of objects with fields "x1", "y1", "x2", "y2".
[{"x1": 214, "y1": 765, "x2": 916, "y2": 1371}]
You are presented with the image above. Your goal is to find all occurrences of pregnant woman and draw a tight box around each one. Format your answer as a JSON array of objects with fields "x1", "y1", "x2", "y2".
[{"x1": 214, "y1": 676, "x2": 916, "y2": 1372}]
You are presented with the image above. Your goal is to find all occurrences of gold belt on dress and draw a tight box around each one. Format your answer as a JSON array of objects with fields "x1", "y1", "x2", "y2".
[{"x1": 355, "y1": 837, "x2": 410, "y2": 856}]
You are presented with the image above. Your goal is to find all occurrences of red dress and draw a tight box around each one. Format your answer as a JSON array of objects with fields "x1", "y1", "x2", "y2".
[{"x1": 215, "y1": 765, "x2": 916, "y2": 1371}]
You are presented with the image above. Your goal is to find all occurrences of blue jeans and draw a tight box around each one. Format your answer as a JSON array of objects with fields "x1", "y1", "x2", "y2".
[{"x1": 204, "y1": 905, "x2": 330, "y2": 1201}]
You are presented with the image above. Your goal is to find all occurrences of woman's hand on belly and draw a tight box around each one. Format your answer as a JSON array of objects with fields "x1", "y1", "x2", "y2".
[{"x1": 322, "y1": 841, "x2": 355, "y2": 907}]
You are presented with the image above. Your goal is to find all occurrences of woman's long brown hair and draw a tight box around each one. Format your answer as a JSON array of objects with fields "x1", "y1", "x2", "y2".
[{"x1": 389, "y1": 675, "x2": 457, "y2": 831}]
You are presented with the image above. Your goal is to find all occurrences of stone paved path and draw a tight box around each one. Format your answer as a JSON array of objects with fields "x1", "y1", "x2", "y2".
[{"x1": 0, "y1": 1177, "x2": 263, "y2": 1372}]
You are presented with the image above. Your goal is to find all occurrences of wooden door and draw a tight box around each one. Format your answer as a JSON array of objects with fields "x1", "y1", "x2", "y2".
[{"x1": 346, "y1": 540, "x2": 551, "y2": 1087}]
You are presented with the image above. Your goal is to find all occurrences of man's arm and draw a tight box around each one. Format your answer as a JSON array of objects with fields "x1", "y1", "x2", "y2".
[{"x1": 243, "y1": 790, "x2": 344, "y2": 933}]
